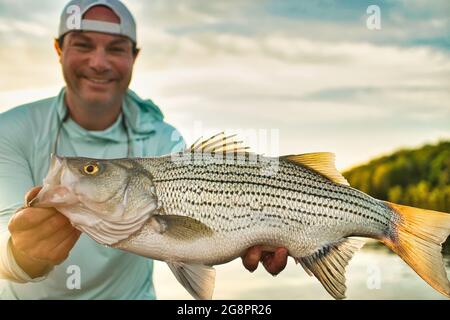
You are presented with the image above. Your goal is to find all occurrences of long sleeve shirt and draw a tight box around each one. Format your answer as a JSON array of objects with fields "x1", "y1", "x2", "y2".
[{"x1": 0, "y1": 88, "x2": 185, "y2": 299}]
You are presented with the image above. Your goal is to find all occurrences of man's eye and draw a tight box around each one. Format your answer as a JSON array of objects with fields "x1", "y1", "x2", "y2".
[
  {"x1": 109, "y1": 47, "x2": 127, "y2": 53},
  {"x1": 74, "y1": 43, "x2": 91, "y2": 49}
]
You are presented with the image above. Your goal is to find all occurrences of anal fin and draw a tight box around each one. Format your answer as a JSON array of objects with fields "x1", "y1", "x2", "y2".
[
  {"x1": 298, "y1": 238, "x2": 365, "y2": 299},
  {"x1": 167, "y1": 262, "x2": 216, "y2": 300}
]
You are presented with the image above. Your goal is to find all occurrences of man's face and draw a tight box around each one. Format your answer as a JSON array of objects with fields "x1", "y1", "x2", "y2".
[{"x1": 60, "y1": 31, "x2": 137, "y2": 108}]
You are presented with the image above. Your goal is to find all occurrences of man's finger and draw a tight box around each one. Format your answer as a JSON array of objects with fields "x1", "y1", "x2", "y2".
[
  {"x1": 49, "y1": 230, "x2": 81, "y2": 264},
  {"x1": 9, "y1": 207, "x2": 59, "y2": 232},
  {"x1": 25, "y1": 186, "x2": 42, "y2": 205},
  {"x1": 47, "y1": 224, "x2": 78, "y2": 251},
  {"x1": 34, "y1": 214, "x2": 71, "y2": 242},
  {"x1": 241, "y1": 246, "x2": 262, "y2": 272},
  {"x1": 262, "y1": 247, "x2": 289, "y2": 276},
  {"x1": 11, "y1": 220, "x2": 72, "y2": 253}
]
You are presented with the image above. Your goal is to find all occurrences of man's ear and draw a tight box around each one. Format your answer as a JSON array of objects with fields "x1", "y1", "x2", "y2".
[
  {"x1": 54, "y1": 38, "x2": 62, "y2": 59},
  {"x1": 133, "y1": 48, "x2": 141, "y2": 60}
]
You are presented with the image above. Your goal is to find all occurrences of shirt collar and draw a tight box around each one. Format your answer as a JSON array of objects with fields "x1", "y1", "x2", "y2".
[{"x1": 54, "y1": 88, "x2": 165, "y2": 143}]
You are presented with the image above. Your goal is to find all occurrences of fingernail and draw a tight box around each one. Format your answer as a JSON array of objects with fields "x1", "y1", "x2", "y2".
[{"x1": 250, "y1": 266, "x2": 258, "y2": 273}]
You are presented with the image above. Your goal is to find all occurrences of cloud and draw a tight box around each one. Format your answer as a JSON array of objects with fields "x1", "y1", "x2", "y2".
[
  {"x1": 0, "y1": 86, "x2": 61, "y2": 113},
  {"x1": 128, "y1": 30, "x2": 449, "y2": 169},
  {"x1": 0, "y1": 0, "x2": 448, "y2": 169},
  {"x1": 128, "y1": 0, "x2": 450, "y2": 52},
  {"x1": 303, "y1": 85, "x2": 450, "y2": 116}
]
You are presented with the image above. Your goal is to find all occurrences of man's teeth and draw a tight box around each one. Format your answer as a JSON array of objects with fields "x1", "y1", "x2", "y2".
[{"x1": 86, "y1": 78, "x2": 111, "y2": 84}]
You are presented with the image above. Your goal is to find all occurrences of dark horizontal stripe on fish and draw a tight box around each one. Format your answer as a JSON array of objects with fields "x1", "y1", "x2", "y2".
[
  {"x1": 154, "y1": 176, "x2": 387, "y2": 221},
  {"x1": 154, "y1": 159, "x2": 384, "y2": 217},
  {"x1": 166, "y1": 201, "x2": 327, "y2": 232},
  {"x1": 156, "y1": 175, "x2": 383, "y2": 220},
  {"x1": 177, "y1": 194, "x2": 387, "y2": 226},
  {"x1": 158, "y1": 156, "x2": 345, "y2": 193},
  {"x1": 164, "y1": 155, "x2": 270, "y2": 175},
  {"x1": 168, "y1": 164, "x2": 379, "y2": 210},
  {"x1": 157, "y1": 158, "x2": 329, "y2": 186},
  {"x1": 173, "y1": 184, "x2": 388, "y2": 225},
  {"x1": 159, "y1": 155, "x2": 361, "y2": 211}
]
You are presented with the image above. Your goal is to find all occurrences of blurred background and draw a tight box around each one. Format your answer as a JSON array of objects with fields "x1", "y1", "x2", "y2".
[{"x1": 0, "y1": 0, "x2": 449, "y2": 299}]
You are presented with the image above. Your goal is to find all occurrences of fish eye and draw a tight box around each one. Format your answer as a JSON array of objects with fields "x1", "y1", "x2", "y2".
[{"x1": 83, "y1": 163, "x2": 100, "y2": 175}]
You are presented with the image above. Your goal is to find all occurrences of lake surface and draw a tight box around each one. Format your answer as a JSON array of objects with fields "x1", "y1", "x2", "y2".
[{"x1": 153, "y1": 242, "x2": 450, "y2": 300}]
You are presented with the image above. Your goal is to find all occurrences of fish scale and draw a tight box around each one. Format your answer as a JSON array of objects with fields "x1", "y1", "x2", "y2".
[
  {"x1": 144, "y1": 153, "x2": 392, "y2": 251},
  {"x1": 154, "y1": 159, "x2": 389, "y2": 223}
]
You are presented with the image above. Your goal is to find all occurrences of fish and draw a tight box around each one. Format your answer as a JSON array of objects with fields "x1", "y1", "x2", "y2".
[{"x1": 30, "y1": 133, "x2": 450, "y2": 300}]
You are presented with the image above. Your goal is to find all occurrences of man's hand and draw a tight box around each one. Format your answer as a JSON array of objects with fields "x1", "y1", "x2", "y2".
[
  {"x1": 8, "y1": 186, "x2": 81, "y2": 279},
  {"x1": 241, "y1": 246, "x2": 289, "y2": 276}
]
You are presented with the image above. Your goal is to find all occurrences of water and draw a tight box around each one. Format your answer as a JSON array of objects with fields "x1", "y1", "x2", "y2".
[{"x1": 153, "y1": 242, "x2": 450, "y2": 300}]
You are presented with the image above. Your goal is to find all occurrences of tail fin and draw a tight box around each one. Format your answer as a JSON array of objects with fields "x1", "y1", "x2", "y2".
[{"x1": 382, "y1": 201, "x2": 450, "y2": 297}]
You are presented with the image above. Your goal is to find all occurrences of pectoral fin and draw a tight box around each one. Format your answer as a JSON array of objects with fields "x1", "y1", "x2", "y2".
[
  {"x1": 167, "y1": 262, "x2": 216, "y2": 300},
  {"x1": 298, "y1": 238, "x2": 365, "y2": 299},
  {"x1": 151, "y1": 214, "x2": 214, "y2": 241}
]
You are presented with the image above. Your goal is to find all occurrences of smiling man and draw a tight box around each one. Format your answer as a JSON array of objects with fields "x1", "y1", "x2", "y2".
[
  {"x1": 59, "y1": 5, "x2": 137, "y2": 131},
  {"x1": 0, "y1": 0, "x2": 287, "y2": 299}
]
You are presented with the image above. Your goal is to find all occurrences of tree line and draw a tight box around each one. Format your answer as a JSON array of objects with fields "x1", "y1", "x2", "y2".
[{"x1": 343, "y1": 141, "x2": 450, "y2": 249}]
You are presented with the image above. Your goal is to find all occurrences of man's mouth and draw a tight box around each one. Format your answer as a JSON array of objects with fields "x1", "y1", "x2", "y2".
[{"x1": 83, "y1": 76, "x2": 114, "y2": 85}]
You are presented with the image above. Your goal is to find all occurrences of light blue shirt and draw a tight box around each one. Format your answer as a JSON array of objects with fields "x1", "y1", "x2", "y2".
[{"x1": 0, "y1": 88, "x2": 185, "y2": 299}]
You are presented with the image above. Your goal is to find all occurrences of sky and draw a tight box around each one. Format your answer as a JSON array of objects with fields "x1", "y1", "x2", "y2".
[{"x1": 0, "y1": 0, "x2": 449, "y2": 170}]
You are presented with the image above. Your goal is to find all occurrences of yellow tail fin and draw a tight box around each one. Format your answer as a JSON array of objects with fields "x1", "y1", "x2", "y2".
[{"x1": 383, "y1": 201, "x2": 450, "y2": 297}]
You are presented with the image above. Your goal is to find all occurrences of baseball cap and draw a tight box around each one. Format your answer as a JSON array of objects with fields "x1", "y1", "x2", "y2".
[{"x1": 58, "y1": 0, "x2": 137, "y2": 44}]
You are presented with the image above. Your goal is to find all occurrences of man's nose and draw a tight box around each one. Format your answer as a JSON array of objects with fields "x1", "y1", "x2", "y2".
[{"x1": 88, "y1": 48, "x2": 111, "y2": 72}]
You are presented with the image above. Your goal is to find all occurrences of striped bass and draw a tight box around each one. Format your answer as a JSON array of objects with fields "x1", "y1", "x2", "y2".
[{"x1": 31, "y1": 133, "x2": 450, "y2": 300}]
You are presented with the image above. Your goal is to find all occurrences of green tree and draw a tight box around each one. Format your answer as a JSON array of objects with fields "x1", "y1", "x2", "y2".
[{"x1": 343, "y1": 141, "x2": 450, "y2": 247}]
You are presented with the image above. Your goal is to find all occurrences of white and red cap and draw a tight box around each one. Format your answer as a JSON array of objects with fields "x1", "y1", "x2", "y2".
[{"x1": 58, "y1": 0, "x2": 137, "y2": 44}]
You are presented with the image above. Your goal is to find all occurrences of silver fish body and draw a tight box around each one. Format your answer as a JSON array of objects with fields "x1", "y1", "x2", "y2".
[{"x1": 115, "y1": 153, "x2": 394, "y2": 266}]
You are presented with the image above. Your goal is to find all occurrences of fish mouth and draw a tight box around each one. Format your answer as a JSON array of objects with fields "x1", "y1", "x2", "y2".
[
  {"x1": 32, "y1": 155, "x2": 79, "y2": 208},
  {"x1": 31, "y1": 185, "x2": 78, "y2": 208}
]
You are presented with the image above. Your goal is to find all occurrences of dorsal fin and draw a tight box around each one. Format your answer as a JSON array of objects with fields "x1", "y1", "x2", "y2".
[
  {"x1": 281, "y1": 152, "x2": 349, "y2": 186},
  {"x1": 188, "y1": 132, "x2": 250, "y2": 154}
]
